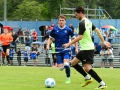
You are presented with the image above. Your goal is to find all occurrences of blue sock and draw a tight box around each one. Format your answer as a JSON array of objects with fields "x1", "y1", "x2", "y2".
[{"x1": 64, "y1": 66, "x2": 70, "y2": 77}]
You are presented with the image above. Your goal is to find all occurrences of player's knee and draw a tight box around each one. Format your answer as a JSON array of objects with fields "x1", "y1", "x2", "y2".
[
  {"x1": 83, "y1": 66, "x2": 91, "y2": 72},
  {"x1": 64, "y1": 62, "x2": 69, "y2": 66}
]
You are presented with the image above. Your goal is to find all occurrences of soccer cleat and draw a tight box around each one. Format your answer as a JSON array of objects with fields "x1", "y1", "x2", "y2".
[
  {"x1": 59, "y1": 67, "x2": 65, "y2": 71},
  {"x1": 81, "y1": 78, "x2": 93, "y2": 87},
  {"x1": 65, "y1": 79, "x2": 71, "y2": 84},
  {"x1": 94, "y1": 85, "x2": 107, "y2": 89}
]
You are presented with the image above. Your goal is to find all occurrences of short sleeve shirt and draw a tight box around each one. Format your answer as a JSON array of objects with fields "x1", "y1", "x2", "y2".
[{"x1": 78, "y1": 18, "x2": 96, "y2": 50}]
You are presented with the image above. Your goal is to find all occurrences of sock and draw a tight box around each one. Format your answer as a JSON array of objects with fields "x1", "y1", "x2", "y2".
[
  {"x1": 73, "y1": 64, "x2": 87, "y2": 77},
  {"x1": 67, "y1": 77, "x2": 70, "y2": 80},
  {"x1": 6, "y1": 55, "x2": 10, "y2": 64},
  {"x1": 100, "y1": 81, "x2": 106, "y2": 86},
  {"x1": 88, "y1": 69, "x2": 102, "y2": 83},
  {"x1": 69, "y1": 62, "x2": 71, "y2": 66},
  {"x1": 64, "y1": 66, "x2": 70, "y2": 78},
  {"x1": 85, "y1": 75, "x2": 91, "y2": 80}
]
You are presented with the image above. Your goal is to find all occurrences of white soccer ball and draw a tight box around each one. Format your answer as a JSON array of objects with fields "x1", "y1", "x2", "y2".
[{"x1": 45, "y1": 78, "x2": 55, "y2": 88}]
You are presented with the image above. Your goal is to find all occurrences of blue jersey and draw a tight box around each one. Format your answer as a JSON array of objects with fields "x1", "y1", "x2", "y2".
[
  {"x1": 30, "y1": 53, "x2": 38, "y2": 59},
  {"x1": 71, "y1": 45, "x2": 76, "y2": 56},
  {"x1": 50, "y1": 25, "x2": 75, "y2": 52},
  {"x1": 23, "y1": 50, "x2": 28, "y2": 58},
  {"x1": 9, "y1": 49, "x2": 15, "y2": 58}
]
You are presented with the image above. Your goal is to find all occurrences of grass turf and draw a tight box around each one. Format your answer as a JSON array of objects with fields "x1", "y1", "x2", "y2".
[{"x1": 0, "y1": 66, "x2": 119, "y2": 90}]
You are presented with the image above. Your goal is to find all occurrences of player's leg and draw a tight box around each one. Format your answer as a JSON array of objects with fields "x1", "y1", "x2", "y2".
[
  {"x1": 24, "y1": 58, "x2": 28, "y2": 66},
  {"x1": 63, "y1": 52, "x2": 71, "y2": 83},
  {"x1": 2, "y1": 57, "x2": 5, "y2": 65},
  {"x1": 104, "y1": 59, "x2": 107, "y2": 68},
  {"x1": 34, "y1": 59, "x2": 37, "y2": 66},
  {"x1": 70, "y1": 57, "x2": 93, "y2": 87},
  {"x1": 70, "y1": 51, "x2": 92, "y2": 82},
  {"x1": 2, "y1": 45, "x2": 10, "y2": 65},
  {"x1": 56, "y1": 53, "x2": 64, "y2": 71},
  {"x1": 56, "y1": 53, "x2": 70, "y2": 83},
  {"x1": 101, "y1": 59, "x2": 104, "y2": 68},
  {"x1": 6, "y1": 47, "x2": 10, "y2": 65},
  {"x1": 10, "y1": 57, "x2": 13, "y2": 66},
  {"x1": 83, "y1": 50, "x2": 107, "y2": 89},
  {"x1": 33, "y1": 53, "x2": 37, "y2": 66},
  {"x1": 52, "y1": 54, "x2": 57, "y2": 67},
  {"x1": 53, "y1": 54, "x2": 57, "y2": 67},
  {"x1": 108, "y1": 59, "x2": 113, "y2": 68}
]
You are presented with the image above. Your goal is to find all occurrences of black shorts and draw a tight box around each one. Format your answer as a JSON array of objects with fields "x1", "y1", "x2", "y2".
[
  {"x1": 2, "y1": 45, "x2": 10, "y2": 53},
  {"x1": 24, "y1": 58, "x2": 28, "y2": 62},
  {"x1": 76, "y1": 50, "x2": 94, "y2": 64},
  {"x1": 10, "y1": 57, "x2": 13, "y2": 60}
]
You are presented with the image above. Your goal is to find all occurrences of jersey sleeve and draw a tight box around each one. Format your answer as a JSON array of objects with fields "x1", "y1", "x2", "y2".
[
  {"x1": 78, "y1": 21, "x2": 86, "y2": 35},
  {"x1": 92, "y1": 23, "x2": 96, "y2": 30},
  {"x1": 50, "y1": 29, "x2": 55, "y2": 38}
]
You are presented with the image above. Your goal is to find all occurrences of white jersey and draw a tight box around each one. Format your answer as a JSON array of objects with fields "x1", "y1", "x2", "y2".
[
  {"x1": 100, "y1": 50, "x2": 106, "y2": 59},
  {"x1": 105, "y1": 49, "x2": 114, "y2": 59}
]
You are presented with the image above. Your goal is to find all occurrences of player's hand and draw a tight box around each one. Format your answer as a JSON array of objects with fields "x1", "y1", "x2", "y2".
[
  {"x1": 62, "y1": 43, "x2": 70, "y2": 48},
  {"x1": 75, "y1": 49, "x2": 78, "y2": 54},
  {"x1": 46, "y1": 46, "x2": 50, "y2": 50},
  {"x1": 102, "y1": 41, "x2": 111, "y2": 48}
]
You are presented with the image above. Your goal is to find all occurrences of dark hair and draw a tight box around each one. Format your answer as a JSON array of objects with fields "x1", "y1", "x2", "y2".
[
  {"x1": 74, "y1": 6, "x2": 84, "y2": 14},
  {"x1": 58, "y1": 15, "x2": 66, "y2": 20}
]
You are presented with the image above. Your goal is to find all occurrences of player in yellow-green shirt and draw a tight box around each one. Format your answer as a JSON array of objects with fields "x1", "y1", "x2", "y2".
[
  {"x1": 63, "y1": 6, "x2": 111, "y2": 89},
  {"x1": 51, "y1": 42, "x2": 57, "y2": 67}
]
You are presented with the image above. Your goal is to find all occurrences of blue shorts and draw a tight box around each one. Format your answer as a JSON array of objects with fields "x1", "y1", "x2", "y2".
[
  {"x1": 24, "y1": 58, "x2": 28, "y2": 62},
  {"x1": 101, "y1": 59, "x2": 107, "y2": 62},
  {"x1": 108, "y1": 59, "x2": 113, "y2": 62},
  {"x1": 56, "y1": 51, "x2": 70, "y2": 64},
  {"x1": 10, "y1": 57, "x2": 13, "y2": 60}
]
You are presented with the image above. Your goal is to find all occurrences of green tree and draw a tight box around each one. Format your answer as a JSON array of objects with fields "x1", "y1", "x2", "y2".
[
  {"x1": 113, "y1": 0, "x2": 120, "y2": 18},
  {"x1": 11, "y1": 0, "x2": 44, "y2": 20},
  {"x1": 97, "y1": 0, "x2": 116, "y2": 19},
  {"x1": 47, "y1": 0, "x2": 62, "y2": 19},
  {"x1": 69, "y1": 0, "x2": 85, "y2": 7},
  {"x1": 7, "y1": 0, "x2": 24, "y2": 18},
  {"x1": 0, "y1": 0, "x2": 4, "y2": 20}
]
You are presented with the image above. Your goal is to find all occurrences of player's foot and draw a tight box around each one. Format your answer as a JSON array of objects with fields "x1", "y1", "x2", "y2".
[
  {"x1": 81, "y1": 78, "x2": 93, "y2": 87},
  {"x1": 65, "y1": 79, "x2": 71, "y2": 84},
  {"x1": 94, "y1": 85, "x2": 107, "y2": 89},
  {"x1": 59, "y1": 67, "x2": 64, "y2": 71}
]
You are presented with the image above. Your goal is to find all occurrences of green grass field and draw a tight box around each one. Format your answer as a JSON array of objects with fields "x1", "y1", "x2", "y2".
[{"x1": 0, "y1": 66, "x2": 119, "y2": 90}]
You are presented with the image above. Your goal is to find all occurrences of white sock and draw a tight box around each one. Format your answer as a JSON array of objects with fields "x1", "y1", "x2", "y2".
[
  {"x1": 85, "y1": 75, "x2": 91, "y2": 79},
  {"x1": 100, "y1": 81, "x2": 106, "y2": 86},
  {"x1": 67, "y1": 77, "x2": 70, "y2": 80}
]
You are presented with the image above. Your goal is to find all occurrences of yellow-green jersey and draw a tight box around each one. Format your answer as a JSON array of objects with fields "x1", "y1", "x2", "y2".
[
  {"x1": 79, "y1": 18, "x2": 96, "y2": 50},
  {"x1": 51, "y1": 42, "x2": 55, "y2": 53}
]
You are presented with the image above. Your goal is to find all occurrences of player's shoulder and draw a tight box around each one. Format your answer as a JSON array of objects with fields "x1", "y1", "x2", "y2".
[
  {"x1": 0, "y1": 33, "x2": 4, "y2": 36},
  {"x1": 64, "y1": 26, "x2": 72, "y2": 31},
  {"x1": 53, "y1": 26, "x2": 58, "y2": 30}
]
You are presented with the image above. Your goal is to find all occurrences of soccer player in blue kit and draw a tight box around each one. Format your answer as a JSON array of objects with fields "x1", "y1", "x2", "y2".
[{"x1": 46, "y1": 15, "x2": 78, "y2": 83}]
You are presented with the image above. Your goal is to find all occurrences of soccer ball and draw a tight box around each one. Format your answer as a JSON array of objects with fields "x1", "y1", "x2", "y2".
[{"x1": 45, "y1": 78, "x2": 55, "y2": 88}]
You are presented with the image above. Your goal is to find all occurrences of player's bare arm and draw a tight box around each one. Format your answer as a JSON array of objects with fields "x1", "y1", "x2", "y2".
[
  {"x1": 75, "y1": 41, "x2": 79, "y2": 54},
  {"x1": 94, "y1": 28, "x2": 111, "y2": 48},
  {"x1": 63, "y1": 35, "x2": 82, "y2": 48},
  {"x1": 46, "y1": 38, "x2": 52, "y2": 50}
]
